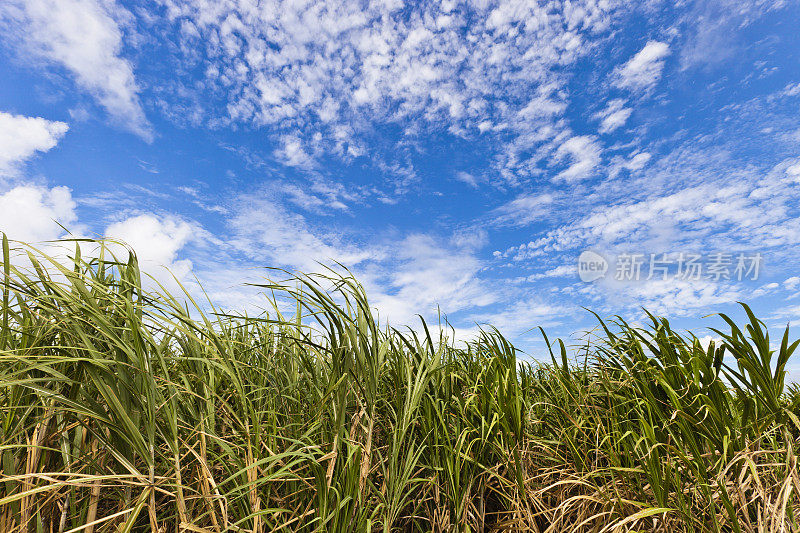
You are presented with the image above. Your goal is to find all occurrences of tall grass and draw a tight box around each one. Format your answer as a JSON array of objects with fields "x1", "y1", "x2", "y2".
[{"x1": 1, "y1": 237, "x2": 799, "y2": 532}]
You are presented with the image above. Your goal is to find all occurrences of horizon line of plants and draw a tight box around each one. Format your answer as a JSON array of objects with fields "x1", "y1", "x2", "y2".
[{"x1": 1, "y1": 236, "x2": 799, "y2": 532}]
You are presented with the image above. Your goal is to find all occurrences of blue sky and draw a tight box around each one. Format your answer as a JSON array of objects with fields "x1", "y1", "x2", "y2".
[{"x1": 1, "y1": 0, "x2": 800, "y2": 359}]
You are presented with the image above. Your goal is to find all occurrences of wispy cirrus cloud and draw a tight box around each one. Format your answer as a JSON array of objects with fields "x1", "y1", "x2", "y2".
[
  {"x1": 491, "y1": 192, "x2": 557, "y2": 228},
  {"x1": 1, "y1": 0, "x2": 152, "y2": 140},
  {"x1": 500, "y1": 154, "x2": 800, "y2": 261}
]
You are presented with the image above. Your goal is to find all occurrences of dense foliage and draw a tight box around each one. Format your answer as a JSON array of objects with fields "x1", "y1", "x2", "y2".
[{"x1": 1, "y1": 238, "x2": 799, "y2": 532}]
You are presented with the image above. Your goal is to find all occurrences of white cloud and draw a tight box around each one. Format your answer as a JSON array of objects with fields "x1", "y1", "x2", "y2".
[
  {"x1": 625, "y1": 152, "x2": 651, "y2": 171},
  {"x1": 593, "y1": 99, "x2": 632, "y2": 134},
  {"x1": 494, "y1": 145, "x2": 800, "y2": 318},
  {"x1": 105, "y1": 214, "x2": 196, "y2": 289},
  {"x1": 274, "y1": 135, "x2": 315, "y2": 169},
  {"x1": 492, "y1": 193, "x2": 556, "y2": 227},
  {"x1": 770, "y1": 304, "x2": 800, "y2": 323},
  {"x1": 752, "y1": 281, "x2": 780, "y2": 298},
  {"x1": 696, "y1": 334, "x2": 723, "y2": 350},
  {"x1": 784, "y1": 83, "x2": 800, "y2": 97},
  {"x1": 613, "y1": 41, "x2": 670, "y2": 93},
  {"x1": 553, "y1": 135, "x2": 602, "y2": 182},
  {"x1": 2, "y1": 0, "x2": 152, "y2": 140},
  {"x1": 592, "y1": 276, "x2": 741, "y2": 317},
  {"x1": 609, "y1": 150, "x2": 651, "y2": 177},
  {"x1": 229, "y1": 194, "x2": 377, "y2": 273},
  {"x1": 678, "y1": 0, "x2": 784, "y2": 71},
  {"x1": 0, "y1": 112, "x2": 69, "y2": 176},
  {"x1": 455, "y1": 171, "x2": 479, "y2": 188},
  {"x1": 450, "y1": 227, "x2": 488, "y2": 250},
  {"x1": 365, "y1": 233, "x2": 495, "y2": 327},
  {"x1": 225, "y1": 192, "x2": 496, "y2": 328},
  {"x1": 280, "y1": 183, "x2": 348, "y2": 213},
  {"x1": 466, "y1": 297, "x2": 570, "y2": 339},
  {"x1": 0, "y1": 190, "x2": 207, "y2": 299},
  {"x1": 0, "y1": 184, "x2": 77, "y2": 242},
  {"x1": 525, "y1": 265, "x2": 575, "y2": 281},
  {"x1": 503, "y1": 152, "x2": 800, "y2": 265}
]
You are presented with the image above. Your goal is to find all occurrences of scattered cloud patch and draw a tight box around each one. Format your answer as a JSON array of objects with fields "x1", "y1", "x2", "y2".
[
  {"x1": 492, "y1": 193, "x2": 556, "y2": 227},
  {"x1": 455, "y1": 171, "x2": 479, "y2": 188},
  {"x1": 609, "y1": 151, "x2": 651, "y2": 177},
  {"x1": 625, "y1": 152, "x2": 652, "y2": 171},
  {"x1": 229, "y1": 194, "x2": 376, "y2": 273},
  {"x1": 525, "y1": 265, "x2": 575, "y2": 281},
  {"x1": 366, "y1": 233, "x2": 494, "y2": 327},
  {"x1": 594, "y1": 99, "x2": 632, "y2": 134},
  {"x1": 553, "y1": 136, "x2": 602, "y2": 182},
  {"x1": 595, "y1": 276, "x2": 740, "y2": 317},
  {"x1": 225, "y1": 192, "x2": 495, "y2": 328},
  {"x1": 613, "y1": 41, "x2": 670, "y2": 93},
  {"x1": 451, "y1": 227, "x2": 489, "y2": 251},
  {"x1": 504, "y1": 152, "x2": 800, "y2": 264},
  {"x1": 784, "y1": 83, "x2": 800, "y2": 97},
  {"x1": 153, "y1": 0, "x2": 621, "y2": 184},
  {"x1": 466, "y1": 297, "x2": 572, "y2": 339},
  {"x1": 678, "y1": 0, "x2": 786, "y2": 71},
  {"x1": 274, "y1": 135, "x2": 315, "y2": 169}
]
